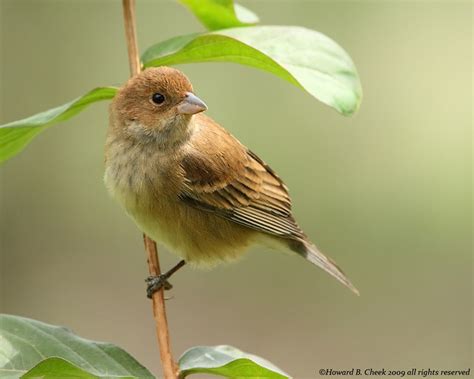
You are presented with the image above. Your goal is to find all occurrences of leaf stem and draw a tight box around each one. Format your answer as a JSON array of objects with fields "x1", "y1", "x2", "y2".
[{"x1": 121, "y1": 1, "x2": 178, "y2": 378}]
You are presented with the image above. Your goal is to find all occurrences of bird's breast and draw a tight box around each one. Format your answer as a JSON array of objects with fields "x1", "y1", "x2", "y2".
[{"x1": 104, "y1": 137, "x2": 182, "y2": 214}]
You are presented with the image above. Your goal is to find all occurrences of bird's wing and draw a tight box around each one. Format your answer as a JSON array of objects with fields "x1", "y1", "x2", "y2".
[{"x1": 178, "y1": 115, "x2": 304, "y2": 239}]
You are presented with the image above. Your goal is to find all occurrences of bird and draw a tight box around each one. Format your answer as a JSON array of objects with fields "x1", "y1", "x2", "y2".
[{"x1": 104, "y1": 66, "x2": 359, "y2": 296}]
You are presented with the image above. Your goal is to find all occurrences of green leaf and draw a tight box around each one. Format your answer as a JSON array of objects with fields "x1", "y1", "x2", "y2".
[
  {"x1": 178, "y1": 0, "x2": 259, "y2": 30},
  {"x1": 0, "y1": 314, "x2": 153, "y2": 379},
  {"x1": 0, "y1": 87, "x2": 117, "y2": 164},
  {"x1": 22, "y1": 357, "x2": 98, "y2": 379},
  {"x1": 178, "y1": 345, "x2": 291, "y2": 378},
  {"x1": 142, "y1": 26, "x2": 362, "y2": 116}
]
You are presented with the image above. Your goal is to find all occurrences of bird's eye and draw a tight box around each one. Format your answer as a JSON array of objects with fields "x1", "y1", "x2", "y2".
[{"x1": 152, "y1": 93, "x2": 165, "y2": 105}]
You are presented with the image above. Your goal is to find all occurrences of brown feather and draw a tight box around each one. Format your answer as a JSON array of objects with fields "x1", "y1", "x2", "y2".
[{"x1": 179, "y1": 114, "x2": 304, "y2": 240}]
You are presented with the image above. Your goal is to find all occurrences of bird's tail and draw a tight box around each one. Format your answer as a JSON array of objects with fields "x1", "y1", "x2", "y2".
[{"x1": 289, "y1": 238, "x2": 359, "y2": 295}]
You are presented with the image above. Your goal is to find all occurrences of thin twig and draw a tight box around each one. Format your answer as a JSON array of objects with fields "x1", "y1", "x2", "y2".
[
  {"x1": 122, "y1": 0, "x2": 140, "y2": 76},
  {"x1": 143, "y1": 234, "x2": 179, "y2": 378},
  {"x1": 121, "y1": 1, "x2": 178, "y2": 378}
]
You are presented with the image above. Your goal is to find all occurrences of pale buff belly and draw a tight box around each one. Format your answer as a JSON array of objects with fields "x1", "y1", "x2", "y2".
[{"x1": 104, "y1": 166, "x2": 256, "y2": 267}]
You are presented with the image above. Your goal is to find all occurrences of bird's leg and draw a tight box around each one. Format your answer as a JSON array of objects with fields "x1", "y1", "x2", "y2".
[{"x1": 145, "y1": 260, "x2": 186, "y2": 298}]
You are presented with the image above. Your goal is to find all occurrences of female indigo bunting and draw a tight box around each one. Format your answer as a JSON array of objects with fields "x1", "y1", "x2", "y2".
[{"x1": 105, "y1": 67, "x2": 358, "y2": 295}]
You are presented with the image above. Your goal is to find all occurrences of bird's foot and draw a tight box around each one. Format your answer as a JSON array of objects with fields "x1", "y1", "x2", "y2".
[
  {"x1": 146, "y1": 275, "x2": 173, "y2": 298},
  {"x1": 145, "y1": 259, "x2": 186, "y2": 299}
]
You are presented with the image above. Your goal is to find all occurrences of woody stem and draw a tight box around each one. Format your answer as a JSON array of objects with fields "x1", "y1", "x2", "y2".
[{"x1": 121, "y1": 1, "x2": 178, "y2": 378}]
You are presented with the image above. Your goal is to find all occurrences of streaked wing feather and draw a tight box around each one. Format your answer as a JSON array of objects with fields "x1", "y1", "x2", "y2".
[{"x1": 179, "y1": 120, "x2": 303, "y2": 239}]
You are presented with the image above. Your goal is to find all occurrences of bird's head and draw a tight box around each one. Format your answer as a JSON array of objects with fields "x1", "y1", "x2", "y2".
[{"x1": 112, "y1": 67, "x2": 207, "y2": 144}]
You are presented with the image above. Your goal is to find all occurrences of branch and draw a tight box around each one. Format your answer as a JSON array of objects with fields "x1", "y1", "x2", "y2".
[
  {"x1": 122, "y1": 0, "x2": 140, "y2": 76},
  {"x1": 121, "y1": 1, "x2": 178, "y2": 378},
  {"x1": 143, "y1": 235, "x2": 179, "y2": 378}
]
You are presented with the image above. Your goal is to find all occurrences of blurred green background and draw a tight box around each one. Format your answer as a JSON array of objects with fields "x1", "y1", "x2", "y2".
[{"x1": 0, "y1": 1, "x2": 472, "y2": 378}]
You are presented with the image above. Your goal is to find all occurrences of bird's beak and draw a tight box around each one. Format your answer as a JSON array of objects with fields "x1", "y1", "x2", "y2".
[{"x1": 177, "y1": 92, "x2": 208, "y2": 115}]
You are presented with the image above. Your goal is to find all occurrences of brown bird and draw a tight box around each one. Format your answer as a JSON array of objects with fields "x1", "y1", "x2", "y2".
[{"x1": 105, "y1": 67, "x2": 358, "y2": 296}]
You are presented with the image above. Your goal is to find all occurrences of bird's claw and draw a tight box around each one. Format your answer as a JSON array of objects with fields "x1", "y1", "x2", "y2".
[
  {"x1": 145, "y1": 274, "x2": 173, "y2": 298},
  {"x1": 144, "y1": 260, "x2": 186, "y2": 299}
]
